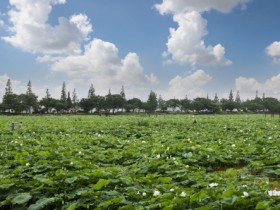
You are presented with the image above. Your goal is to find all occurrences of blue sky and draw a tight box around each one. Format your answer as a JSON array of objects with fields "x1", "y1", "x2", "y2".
[{"x1": 1, "y1": 0, "x2": 280, "y2": 101}]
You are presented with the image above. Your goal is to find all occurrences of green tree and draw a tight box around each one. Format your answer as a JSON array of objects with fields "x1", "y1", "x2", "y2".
[
  {"x1": 263, "y1": 97, "x2": 279, "y2": 112},
  {"x1": 111, "y1": 94, "x2": 126, "y2": 113},
  {"x1": 214, "y1": 93, "x2": 219, "y2": 104},
  {"x1": 2, "y1": 94, "x2": 18, "y2": 112},
  {"x1": 146, "y1": 90, "x2": 158, "y2": 113},
  {"x1": 158, "y1": 95, "x2": 167, "y2": 111},
  {"x1": 166, "y1": 98, "x2": 180, "y2": 112},
  {"x1": 88, "y1": 84, "x2": 95, "y2": 98},
  {"x1": 180, "y1": 96, "x2": 191, "y2": 112},
  {"x1": 125, "y1": 98, "x2": 142, "y2": 112},
  {"x1": 26, "y1": 80, "x2": 32, "y2": 95},
  {"x1": 66, "y1": 91, "x2": 72, "y2": 110},
  {"x1": 60, "y1": 82, "x2": 67, "y2": 112},
  {"x1": 60, "y1": 82, "x2": 67, "y2": 102},
  {"x1": 119, "y1": 86, "x2": 126, "y2": 111},
  {"x1": 2, "y1": 79, "x2": 15, "y2": 112},
  {"x1": 243, "y1": 99, "x2": 263, "y2": 112},
  {"x1": 53, "y1": 99, "x2": 67, "y2": 113},
  {"x1": 235, "y1": 91, "x2": 241, "y2": 104},
  {"x1": 120, "y1": 85, "x2": 125, "y2": 99},
  {"x1": 79, "y1": 98, "x2": 94, "y2": 113},
  {"x1": 39, "y1": 89, "x2": 53, "y2": 113},
  {"x1": 229, "y1": 90, "x2": 234, "y2": 102},
  {"x1": 191, "y1": 99, "x2": 204, "y2": 112},
  {"x1": 105, "y1": 89, "x2": 113, "y2": 112},
  {"x1": 24, "y1": 80, "x2": 38, "y2": 113},
  {"x1": 46, "y1": 89, "x2": 51, "y2": 99},
  {"x1": 234, "y1": 91, "x2": 242, "y2": 110},
  {"x1": 5, "y1": 78, "x2": 12, "y2": 96},
  {"x1": 94, "y1": 95, "x2": 106, "y2": 113},
  {"x1": 72, "y1": 89, "x2": 79, "y2": 112}
]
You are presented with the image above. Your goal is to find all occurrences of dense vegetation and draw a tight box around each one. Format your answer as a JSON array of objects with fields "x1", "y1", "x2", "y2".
[
  {"x1": 1, "y1": 114, "x2": 280, "y2": 209},
  {"x1": 1, "y1": 79, "x2": 280, "y2": 114}
]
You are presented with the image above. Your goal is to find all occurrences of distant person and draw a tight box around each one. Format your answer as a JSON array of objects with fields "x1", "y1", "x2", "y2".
[
  {"x1": 18, "y1": 122, "x2": 22, "y2": 129},
  {"x1": 11, "y1": 122, "x2": 15, "y2": 131}
]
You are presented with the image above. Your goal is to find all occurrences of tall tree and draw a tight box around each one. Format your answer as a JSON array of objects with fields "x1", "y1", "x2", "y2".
[
  {"x1": 229, "y1": 90, "x2": 234, "y2": 102},
  {"x1": 262, "y1": 93, "x2": 265, "y2": 101},
  {"x1": 105, "y1": 90, "x2": 113, "y2": 111},
  {"x1": 146, "y1": 90, "x2": 158, "y2": 113},
  {"x1": 66, "y1": 91, "x2": 72, "y2": 110},
  {"x1": 88, "y1": 84, "x2": 95, "y2": 98},
  {"x1": 40, "y1": 89, "x2": 53, "y2": 113},
  {"x1": 46, "y1": 89, "x2": 51, "y2": 99},
  {"x1": 26, "y1": 80, "x2": 32, "y2": 95},
  {"x1": 235, "y1": 91, "x2": 241, "y2": 104},
  {"x1": 2, "y1": 94, "x2": 18, "y2": 112},
  {"x1": 60, "y1": 82, "x2": 67, "y2": 102},
  {"x1": 158, "y1": 95, "x2": 167, "y2": 111},
  {"x1": 214, "y1": 93, "x2": 219, "y2": 103},
  {"x1": 120, "y1": 85, "x2": 125, "y2": 99},
  {"x1": 72, "y1": 89, "x2": 78, "y2": 112},
  {"x1": 120, "y1": 86, "x2": 126, "y2": 111},
  {"x1": 255, "y1": 90, "x2": 259, "y2": 99},
  {"x1": 5, "y1": 79, "x2": 12, "y2": 96}
]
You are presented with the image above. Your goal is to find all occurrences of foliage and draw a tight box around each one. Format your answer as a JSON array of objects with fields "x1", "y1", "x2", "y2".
[{"x1": 1, "y1": 115, "x2": 280, "y2": 209}]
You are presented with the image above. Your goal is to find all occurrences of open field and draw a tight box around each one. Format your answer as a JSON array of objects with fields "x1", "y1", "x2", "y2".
[{"x1": 1, "y1": 114, "x2": 280, "y2": 209}]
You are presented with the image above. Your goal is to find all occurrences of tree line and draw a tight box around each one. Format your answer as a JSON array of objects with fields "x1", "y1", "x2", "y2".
[{"x1": 1, "y1": 79, "x2": 280, "y2": 114}]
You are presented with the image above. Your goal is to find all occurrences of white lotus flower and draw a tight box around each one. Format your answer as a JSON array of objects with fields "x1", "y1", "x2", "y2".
[
  {"x1": 170, "y1": 188, "x2": 174, "y2": 192},
  {"x1": 242, "y1": 191, "x2": 249, "y2": 197},
  {"x1": 156, "y1": 154, "x2": 160, "y2": 159},
  {"x1": 142, "y1": 192, "x2": 146, "y2": 196},
  {"x1": 209, "y1": 183, "x2": 218, "y2": 188},
  {"x1": 180, "y1": 191, "x2": 186, "y2": 197},
  {"x1": 153, "y1": 190, "x2": 161, "y2": 196},
  {"x1": 268, "y1": 190, "x2": 280, "y2": 196},
  {"x1": 26, "y1": 163, "x2": 30, "y2": 166}
]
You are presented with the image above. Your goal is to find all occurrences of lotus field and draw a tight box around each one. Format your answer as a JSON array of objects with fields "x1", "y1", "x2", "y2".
[{"x1": 1, "y1": 114, "x2": 280, "y2": 209}]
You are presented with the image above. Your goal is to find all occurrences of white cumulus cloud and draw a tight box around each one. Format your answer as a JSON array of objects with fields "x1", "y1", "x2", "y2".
[
  {"x1": 162, "y1": 69, "x2": 212, "y2": 99},
  {"x1": 1, "y1": 0, "x2": 157, "y2": 98},
  {"x1": 266, "y1": 41, "x2": 280, "y2": 63},
  {"x1": 155, "y1": 0, "x2": 250, "y2": 14},
  {"x1": 155, "y1": 0, "x2": 250, "y2": 66},
  {"x1": 235, "y1": 74, "x2": 280, "y2": 99},
  {"x1": 2, "y1": 0, "x2": 92, "y2": 55},
  {"x1": 50, "y1": 39, "x2": 158, "y2": 95}
]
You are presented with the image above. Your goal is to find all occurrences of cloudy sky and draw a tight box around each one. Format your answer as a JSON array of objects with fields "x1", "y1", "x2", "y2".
[{"x1": 1, "y1": 0, "x2": 280, "y2": 101}]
